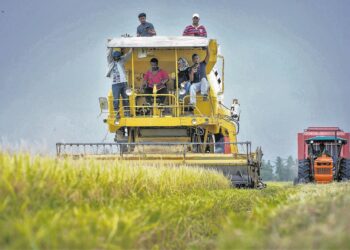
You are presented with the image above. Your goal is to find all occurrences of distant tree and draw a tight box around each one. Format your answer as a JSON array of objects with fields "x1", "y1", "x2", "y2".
[
  {"x1": 285, "y1": 156, "x2": 297, "y2": 181},
  {"x1": 261, "y1": 160, "x2": 275, "y2": 181},
  {"x1": 275, "y1": 156, "x2": 287, "y2": 181}
]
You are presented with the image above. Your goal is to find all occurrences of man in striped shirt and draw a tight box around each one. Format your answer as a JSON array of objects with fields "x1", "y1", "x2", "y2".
[{"x1": 182, "y1": 13, "x2": 207, "y2": 37}]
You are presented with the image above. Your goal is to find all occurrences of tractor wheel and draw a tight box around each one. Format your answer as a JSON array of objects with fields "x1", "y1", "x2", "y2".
[
  {"x1": 339, "y1": 158, "x2": 350, "y2": 181},
  {"x1": 297, "y1": 159, "x2": 311, "y2": 183}
]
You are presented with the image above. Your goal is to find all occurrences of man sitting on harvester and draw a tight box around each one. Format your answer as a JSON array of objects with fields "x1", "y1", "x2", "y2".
[
  {"x1": 189, "y1": 48, "x2": 210, "y2": 108},
  {"x1": 177, "y1": 57, "x2": 191, "y2": 101},
  {"x1": 143, "y1": 58, "x2": 169, "y2": 105}
]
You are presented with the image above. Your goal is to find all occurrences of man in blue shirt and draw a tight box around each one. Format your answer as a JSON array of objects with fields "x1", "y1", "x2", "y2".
[{"x1": 137, "y1": 13, "x2": 156, "y2": 37}]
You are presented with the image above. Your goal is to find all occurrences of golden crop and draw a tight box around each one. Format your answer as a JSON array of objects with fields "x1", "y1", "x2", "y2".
[{"x1": 1, "y1": 152, "x2": 350, "y2": 249}]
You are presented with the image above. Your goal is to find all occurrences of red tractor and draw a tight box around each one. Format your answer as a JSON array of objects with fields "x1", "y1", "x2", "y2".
[{"x1": 295, "y1": 127, "x2": 350, "y2": 184}]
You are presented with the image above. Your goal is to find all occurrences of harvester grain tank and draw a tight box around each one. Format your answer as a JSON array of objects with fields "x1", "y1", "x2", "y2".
[
  {"x1": 57, "y1": 36, "x2": 264, "y2": 188},
  {"x1": 295, "y1": 127, "x2": 350, "y2": 184}
]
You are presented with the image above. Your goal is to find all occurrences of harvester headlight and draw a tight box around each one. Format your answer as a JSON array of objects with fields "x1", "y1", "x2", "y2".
[
  {"x1": 179, "y1": 89, "x2": 186, "y2": 96},
  {"x1": 125, "y1": 88, "x2": 133, "y2": 96},
  {"x1": 115, "y1": 120, "x2": 120, "y2": 125},
  {"x1": 191, "y1": 119, "x2": 197, "y2": 125}
]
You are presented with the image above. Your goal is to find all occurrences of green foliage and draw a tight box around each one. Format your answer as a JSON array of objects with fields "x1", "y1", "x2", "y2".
[
  {"x1": 1, "y1": 152, "x2": 350, "y2": 249},
  {"x1": 261, "y1": 160, "x2": 275, "y2": 181},
  {"x1": 262, "y1": 156, "x2": 298, "y2": 181},
  {"x1": 0, "y1": 153, "x2": 273, "y2": 249},
  {"x1": 218, "y1": 183, "x2": 350, "y2": 250}
]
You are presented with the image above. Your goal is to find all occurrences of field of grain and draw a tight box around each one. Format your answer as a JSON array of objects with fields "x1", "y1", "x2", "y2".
[{"x1": 1, "y1": 152, "x2": 350, "y2": 249}]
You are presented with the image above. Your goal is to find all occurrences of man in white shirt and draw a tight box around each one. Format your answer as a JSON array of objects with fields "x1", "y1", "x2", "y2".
[
  {"x1": 230, "y1": 99, "x2": 241, "y2": 122},
  {"x1": 106, "y1": 48, "x2": 132, "y2": 118}
]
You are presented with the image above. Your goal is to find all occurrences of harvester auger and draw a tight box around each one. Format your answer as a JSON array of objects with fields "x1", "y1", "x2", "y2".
[{"x1": 57, "y1": 36, "x2": 264, "y2": 188}]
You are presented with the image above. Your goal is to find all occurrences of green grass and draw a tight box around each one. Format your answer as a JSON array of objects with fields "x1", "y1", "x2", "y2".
[{"x1": 1, "y1": 153, "x2": 350, "y2": 249}]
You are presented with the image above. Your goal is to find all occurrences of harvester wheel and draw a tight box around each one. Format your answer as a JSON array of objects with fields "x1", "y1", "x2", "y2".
[
  {"x1": 296, "y1": 159, "x2": 311, "y2": 184},
  {"x1": 339, "y1": 158, "x2": 350, "y2": 181},
  {"x1": 293, "y1": 177, "x2": 299, "y2": 186}
]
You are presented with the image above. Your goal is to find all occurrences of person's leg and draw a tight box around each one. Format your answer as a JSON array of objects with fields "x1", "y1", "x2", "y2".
[
  {"x1": 144, "y1": 87, "x2": 153, "y2": 104},
  {"x1": 120, "y1": 82, "x2": 130, "y2": 116},
  {"x1": 190, "y1": 82, "x2": 201, "y2": 104},
  {"x1": 157, "y1": 88, "x2": 168, "y2": 104},
  {"x1": 185, "y1": 81, "x2": 191, "y2": 95},
  {"x1": 200, "y1": 78, "x2": 209, "y2": 95},
  {"x1": 112, "y1": 83, "x2": 121, "y2": 117}
]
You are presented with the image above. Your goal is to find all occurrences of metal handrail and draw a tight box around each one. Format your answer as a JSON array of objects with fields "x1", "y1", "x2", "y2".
[{"x1": 108, "y1": 94, "x2": 205, "y2": 117}]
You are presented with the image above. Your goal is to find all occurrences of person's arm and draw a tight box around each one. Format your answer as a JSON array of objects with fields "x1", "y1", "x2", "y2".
[
  {"x1": 148, "y1": 23, "x2": 156, "y2": 36},
  {"x1": 183, "y1": 26, "x2": 189, "y2": 36},
  {"x1": 202, "y1": 26, "x2": 207, "y2": 37},
  {"x1": 137, "y1": 26, "x2": 141, "y2": 37},
  {"x1": 143, "y1": 72, "x2": 149, "y2": 88},
  {"x1": 189, "y1": 67, "x2": 195, "y2": 82},
  {"x1": 106, "y1": 63, "x2": 113, "y2": 78},
  {"x1": 160, "y1": 70, "x2": 169, "y2": 85},
  {"x1": 106, "y1": 46, "x2": 113, "y2": 77},
  {"x1": 186, "y1": 68, "x2": 191, "y2": 81},
  {"x1": 120, "y1": 48, "x2": 133, "y2": 62},
  {"x1": 107, "y1": 47, "x2": 113, "y2": 65},
  {"x1": 183, "y1": 26, "x2": 193, "y2": 36},
  {"x1": 204, "y1": 47, "x2": 210, "y2": 64}
]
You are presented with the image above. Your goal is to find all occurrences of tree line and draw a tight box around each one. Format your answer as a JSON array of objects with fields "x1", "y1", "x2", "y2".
[{"x1": 260, "y1": 156, "x2": 298, "y2": 181}]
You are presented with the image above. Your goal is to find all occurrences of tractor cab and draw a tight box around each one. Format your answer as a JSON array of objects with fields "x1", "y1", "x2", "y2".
[{"x1": 305, "y1": 136, "x2": 347, "y2": 183}]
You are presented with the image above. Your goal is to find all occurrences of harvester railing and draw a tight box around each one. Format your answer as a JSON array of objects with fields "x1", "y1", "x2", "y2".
[{"x1": 107, "y1": 93, "x2": 206, "y2": 118}]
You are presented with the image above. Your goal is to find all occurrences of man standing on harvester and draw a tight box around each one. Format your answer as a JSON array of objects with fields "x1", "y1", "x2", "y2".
[
  {"x1": 106, "y1": 48, "x2": 132, "y2": 119},
  {"x1": 137, "y1": 13, "x2": 156, "y2": 37},
  {"x1": 183, "y1": 13, "x2": 207, "y2": 37}
]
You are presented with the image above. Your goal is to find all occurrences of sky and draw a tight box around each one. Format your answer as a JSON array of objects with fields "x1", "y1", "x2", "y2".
[{"x1": 0, "y1": 0, "x2": 349, "y2": 160}]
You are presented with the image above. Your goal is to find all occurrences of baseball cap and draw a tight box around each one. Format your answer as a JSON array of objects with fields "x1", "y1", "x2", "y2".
[
  {"x1": 192, "y1": 13, "x2": 200, "y2": 18},
  {"x1": 112, "y1": 51, "x2": 122, "y2": 57}
]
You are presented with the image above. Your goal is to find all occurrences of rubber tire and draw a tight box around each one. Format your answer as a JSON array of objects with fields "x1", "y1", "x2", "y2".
[
  {"x1": 293, "y1": 177, "x2": 299, "y2": 185},
  {"x1": 297, "y1": 159, "x2": 311, "y2": 183},
  {"x1": 339, "y1": 158, "x2": 350, "y2": 181}
]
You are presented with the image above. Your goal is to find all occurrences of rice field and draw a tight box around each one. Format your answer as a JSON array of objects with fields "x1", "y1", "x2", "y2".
[{"x1": 1, "y1": 152, "x2": 350, "y2": 249}]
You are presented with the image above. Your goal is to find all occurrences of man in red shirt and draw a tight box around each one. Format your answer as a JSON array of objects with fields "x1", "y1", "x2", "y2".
[
  {"x1": 143, "y1": 58, "x2": 169, "y2": 104},
  {"x1": 183, "y1": 13, "x2": 207, "y2": 37}
]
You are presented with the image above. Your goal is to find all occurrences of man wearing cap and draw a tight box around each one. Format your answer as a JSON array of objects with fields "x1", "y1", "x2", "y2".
[
  {"x1": 137, "y1": 13, "x2": 156, "y2": 37},
  {"x1": 106, "y1": 48, "x2": 132, "y2": 118},
  {"x1": 183, "y1": 13, "x2": 207, "y2": 37}
]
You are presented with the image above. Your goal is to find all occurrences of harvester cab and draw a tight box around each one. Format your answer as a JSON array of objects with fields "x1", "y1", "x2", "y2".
[
  {"x1": 296, "y1": 136, "x2": 350, "y2": 184},
  {"x1": 57, "y1": 36, "x2": 264, "y2": 188}
]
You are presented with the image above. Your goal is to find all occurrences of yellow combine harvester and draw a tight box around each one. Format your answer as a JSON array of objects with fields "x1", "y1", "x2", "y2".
[{"x1": 57, "y1": 36, "x2": 264, "y2": 188}]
